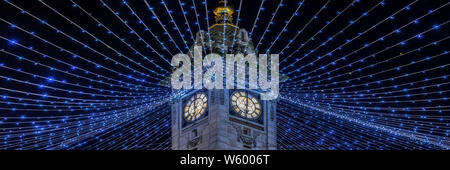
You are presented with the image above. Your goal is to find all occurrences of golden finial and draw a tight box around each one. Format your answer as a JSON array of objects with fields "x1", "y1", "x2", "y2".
[{"x1": 213, "y1": 0, "x2": 235, "y2": 25}]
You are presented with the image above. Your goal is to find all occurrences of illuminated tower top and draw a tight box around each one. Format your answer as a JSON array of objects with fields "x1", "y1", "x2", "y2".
[{"x1": 213, "y1": 0, "x2": 235, "y2": 26}]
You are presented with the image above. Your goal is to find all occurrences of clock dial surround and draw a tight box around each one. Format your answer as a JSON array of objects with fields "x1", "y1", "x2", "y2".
[
  {"x1": 230, "y1": 91, "x2": 262, "y2": 120},
  {"x1": 183, "y1": 93, "x2": 208, "y2": 122}
]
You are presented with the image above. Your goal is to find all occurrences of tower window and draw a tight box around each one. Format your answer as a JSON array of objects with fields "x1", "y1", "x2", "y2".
[
  {"x1": 243, "y1": 128, "x2": 250, "y2": 136},
  {"x1": 192, "y1": 129, "x2": 198, "y2": 137}
]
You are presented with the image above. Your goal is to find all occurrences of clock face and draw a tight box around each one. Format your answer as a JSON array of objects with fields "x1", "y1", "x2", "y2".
[
  {"x1": 231, "y1": 91, "x2": 262, "y2": 119},
  {"x1": 184, "y1": 93, "x2": 208, "y2": 122}
]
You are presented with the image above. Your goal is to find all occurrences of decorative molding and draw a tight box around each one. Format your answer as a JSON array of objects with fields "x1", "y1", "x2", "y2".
[{"x1": 229, "y1": 116, "x2": 264, "y2": 131}]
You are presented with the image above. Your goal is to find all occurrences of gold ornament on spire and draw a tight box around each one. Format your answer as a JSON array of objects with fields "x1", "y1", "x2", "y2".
[{"x1": 213, "y1": 0, "x2": 235, "y2": 26}]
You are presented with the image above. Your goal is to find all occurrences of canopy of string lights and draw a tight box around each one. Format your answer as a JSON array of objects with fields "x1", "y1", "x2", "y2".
[{"x1": 0, "y1": 0, "x2": 448, "y2": 150}]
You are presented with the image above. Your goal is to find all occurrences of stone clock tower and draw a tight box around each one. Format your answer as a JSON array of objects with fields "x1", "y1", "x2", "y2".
[{"x1": 171, "y1": 1, "x2": 277, "y2": 150}]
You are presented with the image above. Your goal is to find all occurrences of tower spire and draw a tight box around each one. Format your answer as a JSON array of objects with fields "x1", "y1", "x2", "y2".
[{"x1": 213, "y1": 0, "x2": 235, "y2": 25}]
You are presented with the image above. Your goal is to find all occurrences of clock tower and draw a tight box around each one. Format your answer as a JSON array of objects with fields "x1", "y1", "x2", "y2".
[{"x1": 171, "y1": 1, "x2": 277, "y2": 150}]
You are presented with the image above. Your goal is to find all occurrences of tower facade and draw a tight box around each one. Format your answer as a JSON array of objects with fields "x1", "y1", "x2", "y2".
[{"x1": 171, "y1": 1, "x2": 277, "y2": 150}]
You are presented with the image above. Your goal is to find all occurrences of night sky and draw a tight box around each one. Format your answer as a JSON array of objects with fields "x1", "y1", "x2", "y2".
[{"x1": 0, "y1": 0, "x2": 449, "y2": 150}]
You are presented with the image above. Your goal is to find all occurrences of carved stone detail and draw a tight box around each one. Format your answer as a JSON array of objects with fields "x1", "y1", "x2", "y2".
[
  {"x1": 188, "y1": 136, "x2": 202, "y2": 148},
  {"x1": 231, "y1": 124, "x2": 261, "y2": 148}
]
